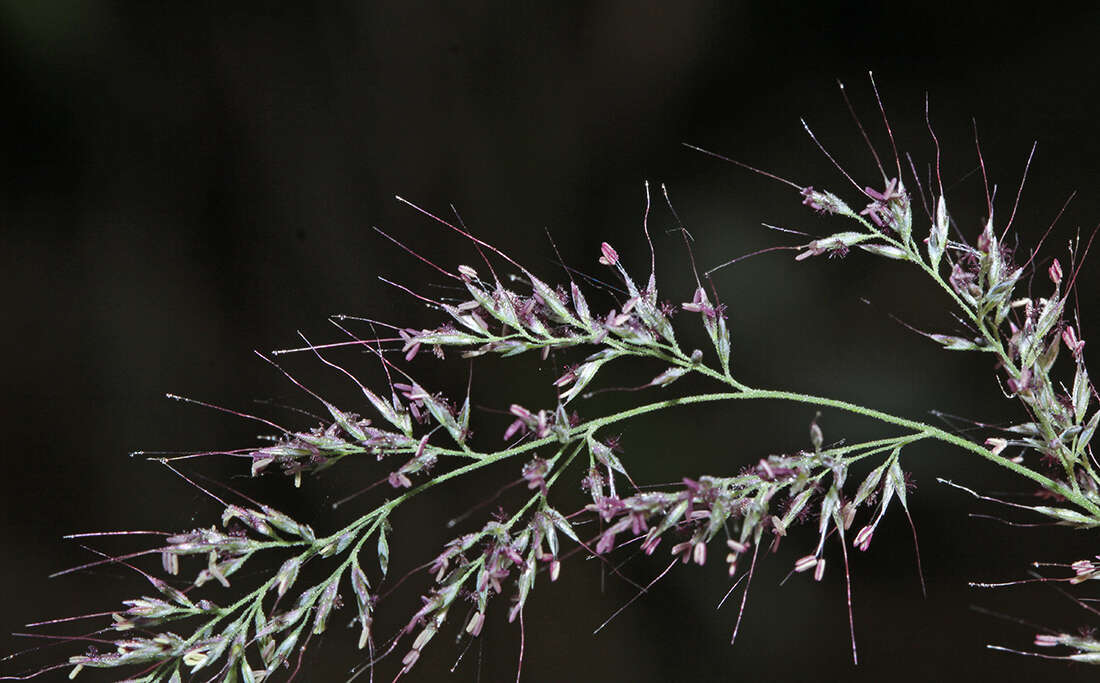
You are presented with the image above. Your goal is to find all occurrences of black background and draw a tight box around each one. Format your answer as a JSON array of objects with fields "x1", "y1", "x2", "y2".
[{"x1": 4, "y1": 3, "x2": 1100, "y2": 682}]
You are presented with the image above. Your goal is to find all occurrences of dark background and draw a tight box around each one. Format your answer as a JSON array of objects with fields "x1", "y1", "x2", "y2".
[{"x1": 4, "y1": 2, "x2": 1100, "y2": 682}]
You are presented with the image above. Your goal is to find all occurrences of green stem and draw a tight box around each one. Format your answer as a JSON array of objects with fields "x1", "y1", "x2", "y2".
[{"x1": 559, "y1": 388, "x2": 1099, "y2": 518}]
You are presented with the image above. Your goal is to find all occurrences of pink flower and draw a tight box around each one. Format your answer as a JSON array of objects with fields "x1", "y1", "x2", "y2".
[{"x1": 598, "y1": 242, "x2": 619, "y2": 266}]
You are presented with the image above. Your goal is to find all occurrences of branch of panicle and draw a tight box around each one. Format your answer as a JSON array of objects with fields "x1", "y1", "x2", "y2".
[{"x1": 794, "y1": 140, "x2": 1098, "y2": 520}]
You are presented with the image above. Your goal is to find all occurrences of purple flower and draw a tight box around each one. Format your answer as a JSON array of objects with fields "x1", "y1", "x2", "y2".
[{"x1": 599, "y1": 242, "x2": 619, "y2": 266}]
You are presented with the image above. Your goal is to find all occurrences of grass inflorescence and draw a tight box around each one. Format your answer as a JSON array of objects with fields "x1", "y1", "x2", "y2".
[{"x1": 4, "y1": 76, "x2": 1099, "y2": 681}]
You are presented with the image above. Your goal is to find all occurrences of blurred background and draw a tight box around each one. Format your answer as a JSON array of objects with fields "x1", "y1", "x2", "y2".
[{"x1": 4, "y1": 2, "x2": 1100, "y2": 681}]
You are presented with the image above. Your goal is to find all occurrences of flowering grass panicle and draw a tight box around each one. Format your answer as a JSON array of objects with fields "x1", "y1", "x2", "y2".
[{"x1": 4, "y1": 77, "x2": 1099, "y2": 681}]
